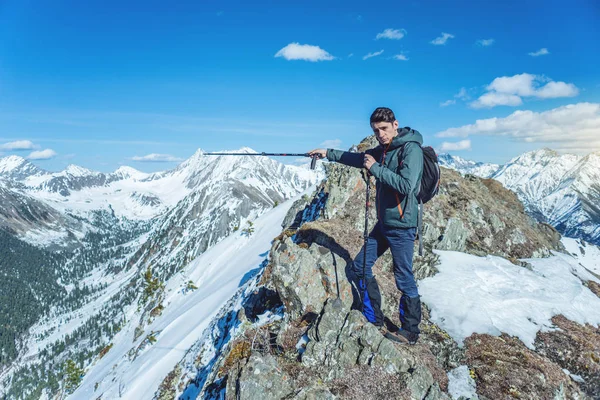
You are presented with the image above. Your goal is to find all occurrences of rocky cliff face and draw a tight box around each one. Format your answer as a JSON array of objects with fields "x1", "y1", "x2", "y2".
[{"x1": 165, "y1": 137, "x2": 598, "y2": 400}]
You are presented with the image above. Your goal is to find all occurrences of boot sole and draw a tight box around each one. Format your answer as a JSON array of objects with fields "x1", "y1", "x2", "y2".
[{"x1": 384, "y1": 332, "x2": 417, "y2": 345}]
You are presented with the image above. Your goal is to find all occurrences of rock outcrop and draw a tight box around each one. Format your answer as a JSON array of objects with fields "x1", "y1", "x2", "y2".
[{"x1": 176, "y1": 136, "x2": 598, "y2": 400}]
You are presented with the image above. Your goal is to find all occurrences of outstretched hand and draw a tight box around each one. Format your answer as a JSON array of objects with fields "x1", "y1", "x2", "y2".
[{"x1": 308, "y1": 149, "x2": 327, "y2": 159}]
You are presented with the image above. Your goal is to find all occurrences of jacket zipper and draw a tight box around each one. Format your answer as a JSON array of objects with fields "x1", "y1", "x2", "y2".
[{"x1": 377, "y1": 142, "x2": 392, "y2": 221}]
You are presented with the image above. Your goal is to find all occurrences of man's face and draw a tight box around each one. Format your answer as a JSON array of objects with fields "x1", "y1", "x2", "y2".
[{"x1": 371, "y1": 120, "x2": 399, "y2": 145}]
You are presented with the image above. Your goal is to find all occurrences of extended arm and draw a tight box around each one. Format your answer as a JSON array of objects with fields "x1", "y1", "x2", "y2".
[{"x1": 326, "y1": 147, "x2": 381, "y2": 169}]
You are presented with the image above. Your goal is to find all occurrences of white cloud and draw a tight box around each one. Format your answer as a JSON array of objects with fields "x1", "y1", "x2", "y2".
[
  {"x1": 529, "y1": 48, "x2": 549, "y2": 57},
  {"x1": 320, "y1": 139, "x2": 342, "y2": 148},
  {"x1": 470, "y1": 73, "x2": 579, "y2": 109},
  {"x1": 348, "y1": 53, "x2": 354, "y2": 58},
  {"x1": 476, "y1": 38, "x2": 495, "y2": 46},
  {"x1": 535, "y1": 81, "x2": 579, "y2": 98},
  {"x1": 131, "y1": 153, "x2": 184, "y2": 162},
  {"x1": 487, "y1": 73, "x2": 537, "y2": 96},
  {"x1": 470, "y1": 92, "x2": 523, "y2": 109},
  {"x1": 439, "y1": 140, "x2": 472, "y2": 152},
  {"x1": 440, "y1": 87, "x2": 470, "y2": 107},
  {"x1": 455, "y1": 87, "x2": 469, "y2": 100},
  {"x1": 27, "y1": 149, "x2": 57, "y2": 160},
  {"x1": 430, "y1": 32, "x2": 455, "y2": 45},
  {"x1": 393, "y1": 53, "x2": 409, "y2": 61},
  {"x1": 275, "y1": 43, "x2": 335, "y2": 62},
  {"x1": 0, "y1": 140, "x2": 37, "y2": 150},
  {"x1": 376, "y1": 28, "x2": 407, "y2": 40},
  {"x1": 435, "y1": 102, "x2": 600, "y2": 154},
  {"x1": 363, "y1": 50, "x2": 384, "y2": 60}
]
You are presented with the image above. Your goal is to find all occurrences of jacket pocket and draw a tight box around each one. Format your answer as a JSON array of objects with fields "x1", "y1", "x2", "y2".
[{"x1": 394, "y1": 192, "x2": 404, "y2": 220}]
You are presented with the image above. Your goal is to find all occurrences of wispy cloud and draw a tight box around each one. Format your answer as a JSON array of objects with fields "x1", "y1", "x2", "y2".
[
  {"x1": 363, "y1": 50, "x2": 384, "y2": 60},
  {"x1": 392, "y1": 53, "x2": 409, "y2": 61},
  {"x1": 376, "y1": 28, "x2": 407, "y2": 40},
  {"x1": 0, "y1": 140, "x2": 37, "y2": 150},
  {"x1": 320, "y1": 139, "x2": 342, "y2": 148},
  {"x1": 439, "y1": 140, "x2": 471, "y2": 152},
  {"x1": 455, "y1": 87, "x2": 469, "y2": 100},
  {"x1": 430, "y1": 32, "x2": 455, "y2": 45},
  {"x1": 131, "y1": 153, "x2": 184, "y2": 162},
  {"x1": 469, "y1": 73, "x2": 579, "y2": 109},
  {"x1": 440, "y1": 87, "x2": 470, "y2": 107},
  {"x1": 529, "y1": 48, "x2": 549, "y2": 57},
  {"x1": 27, "y1": 149, "x2": 57, "y2": 160},
  {"x1": 476, "y1": 38, "x2": 495, "y2": 47},
  {"x1": 275, "y1": 43, "x2": 335, "y2": 62},
  {"x1": 440, "y1": 99, "x2": 456, "y2": 107},
  {"x1": 348, "y1": 53, "x2": 354, "y2": 58},
  {"x1": 436, "y1": 102, "x2": 600, "y2": 154}
]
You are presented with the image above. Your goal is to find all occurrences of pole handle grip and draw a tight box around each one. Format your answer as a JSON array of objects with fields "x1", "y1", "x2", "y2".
[{"x1": 310, "y1": 155, "x2": 318, "y2": 170}]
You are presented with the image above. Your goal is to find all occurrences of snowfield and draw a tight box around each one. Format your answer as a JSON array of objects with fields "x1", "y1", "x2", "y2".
[
  {"x1": 420, "y1": 239, "x2": 600, "y2": 348},
  {"x1": 69, "y1": 187, "x2": 315, "y2": 399}
]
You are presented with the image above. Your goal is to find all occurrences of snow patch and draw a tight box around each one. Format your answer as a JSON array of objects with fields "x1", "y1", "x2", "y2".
[
  {"x1": 447, "y1": 365, "x2": 478, "y2": 400},
  {"x1": 420, "y1": 250, "x2": 600, "y2": 348}
]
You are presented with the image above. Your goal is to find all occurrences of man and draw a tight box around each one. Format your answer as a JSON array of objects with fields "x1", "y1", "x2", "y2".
[{"x1": 308, "y1": 107, "x2": 423, "y2": 344}]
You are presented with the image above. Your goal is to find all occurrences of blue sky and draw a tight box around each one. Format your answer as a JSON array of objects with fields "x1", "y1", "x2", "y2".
[{"x1": 0, "y1": 0, "x2": 599, "y2": 172}]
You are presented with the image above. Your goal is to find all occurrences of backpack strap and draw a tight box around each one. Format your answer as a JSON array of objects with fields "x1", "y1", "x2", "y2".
[{"x1": 418, "y1": 198, "x2": 424, "y2": 257}]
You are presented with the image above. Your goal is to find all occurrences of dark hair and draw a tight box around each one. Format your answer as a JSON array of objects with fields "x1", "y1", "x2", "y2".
[{"x1": 370, "y1": 107, "x2": 396, "y2": 124}]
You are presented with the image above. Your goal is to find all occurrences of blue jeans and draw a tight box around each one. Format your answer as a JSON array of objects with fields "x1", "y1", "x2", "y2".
[
  {"x1": 350, "y1": 221, "x2": 419, "y2": 326},
  {"x1": 352, "y1": 221, "x2": 419, "y2": 297}
]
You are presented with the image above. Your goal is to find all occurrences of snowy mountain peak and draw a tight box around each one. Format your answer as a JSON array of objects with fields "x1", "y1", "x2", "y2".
[
  {"x1": 233, "y1": 146, "x2": 257, "y2": 154},
  {"x1": 113, "y1": 166, "x2": 149, "y2": 180},
  {"x1": 438, "y1": 153, "x2": 499, "y2": 178},
  {"x1": 507, "y1": 148, "x2": 579, "y2": 167},
  {"x1": 0, "y1": 155, "x2": 44, "y2": 179},
  {"x1": 63, "y1": 164, "x2": 98, "y2": 177},
  {"x1": 0, "y1": 155, "x2": 29, "y2": 173}
]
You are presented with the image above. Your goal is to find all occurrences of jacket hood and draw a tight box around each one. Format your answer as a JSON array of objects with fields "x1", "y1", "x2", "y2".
[{"x1": 385, "y1": 127, "x2": 423, "y2": 150}]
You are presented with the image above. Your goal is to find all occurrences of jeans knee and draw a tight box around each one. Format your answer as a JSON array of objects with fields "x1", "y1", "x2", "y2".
[{"x1": 395, "y1": 279, "x2": 419, "y2": 297}]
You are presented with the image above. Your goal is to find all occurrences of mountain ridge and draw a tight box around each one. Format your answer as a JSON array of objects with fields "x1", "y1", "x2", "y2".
[{"x1": 439, "y1": 148, "x2": 600, "y2": 245}]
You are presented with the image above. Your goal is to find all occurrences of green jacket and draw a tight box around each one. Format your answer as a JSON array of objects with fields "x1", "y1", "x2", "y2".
[{"x1": 326, "y1": 128, "x2": 424, "y2": 228}]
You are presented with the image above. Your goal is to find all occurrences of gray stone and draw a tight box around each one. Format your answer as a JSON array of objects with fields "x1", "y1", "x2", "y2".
[
  {"x1": 270, "y1": 237, "x2": 352, "y2": 320},
  {"x1": 293, "y1": 383, "x2": 337, "y2": 399},
  {"x1": 436, "y1": 218, "x2": 468, "y2": 252},
  {"x1": 424, "y1": 383, "x2": 451, "y2": 400},
  {"x1": 231, "y1": 354, "x2": 294, "y2": 400},
  {"x1": 405, "y1": 364, "x2": 435, "y2": 399}
]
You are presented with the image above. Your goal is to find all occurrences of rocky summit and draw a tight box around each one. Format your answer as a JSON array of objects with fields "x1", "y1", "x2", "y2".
[{"x1": 169, "y1": 136, "x2": 599, "y2": 400}]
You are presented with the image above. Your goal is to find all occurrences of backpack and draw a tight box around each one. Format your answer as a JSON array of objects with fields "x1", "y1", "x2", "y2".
[
  {"x1": 416, "y1": 145, "x2": 440, "y2": 256},
  {"x1": 400, "y1": 132, "x2": 441, "y2": 256},
  {"x1": 418, "y1": 146, "x2": 441, "y2": 204}
]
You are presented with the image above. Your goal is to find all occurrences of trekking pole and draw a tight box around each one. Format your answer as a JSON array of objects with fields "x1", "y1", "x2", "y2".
[
  {"x1": 361, "y1": 171, "x2": 371, "y2": 313},
  {"x1": 202, "y1": 152, "x2": 321, "y2": 170}
]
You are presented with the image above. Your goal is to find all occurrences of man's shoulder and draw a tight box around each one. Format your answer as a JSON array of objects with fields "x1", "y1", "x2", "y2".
[{"x1": 400, "y1": 141, "x2": 423, "y2": 155}]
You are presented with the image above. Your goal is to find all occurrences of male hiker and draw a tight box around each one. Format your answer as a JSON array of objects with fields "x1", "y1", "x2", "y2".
[{"x1": 308, "y1": 107, "x2": 423, "y2": 344}]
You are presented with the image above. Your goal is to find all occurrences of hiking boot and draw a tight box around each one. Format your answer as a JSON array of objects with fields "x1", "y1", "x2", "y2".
[{"x1": 378, "y1": 327, "x2": 419, "y2": 345}]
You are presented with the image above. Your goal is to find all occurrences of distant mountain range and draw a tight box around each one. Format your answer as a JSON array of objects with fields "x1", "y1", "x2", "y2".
[
  {"x1": 439, "y1": 149, "x2": 600, "y2": 245},
  {"x1": 0, "y1": 148, "x2": 321, "y2": 397},
  {"x1": 0, "y1": 149, "x2": 319, "y2": 249}
]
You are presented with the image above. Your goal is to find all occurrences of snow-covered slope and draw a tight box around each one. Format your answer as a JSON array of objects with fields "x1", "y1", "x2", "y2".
[
  {"x1": 0, "y1": 149, "x2": 321, "y2": 399},
  {"x1": 493, "y1": 149, "x2": 600, "y2": 245},
  {"x1": 439, "y1": 149, "x2": 600, "y2": 245},
  {"x1": 69, "y1": 189, "x2": 311, "y2": 399},
  {"x1": 438, "y1": 153, "x2": 499, "y2": 178},
  {"x1": 420, "y1": 239, "x2": 600, "y2": 348}
]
